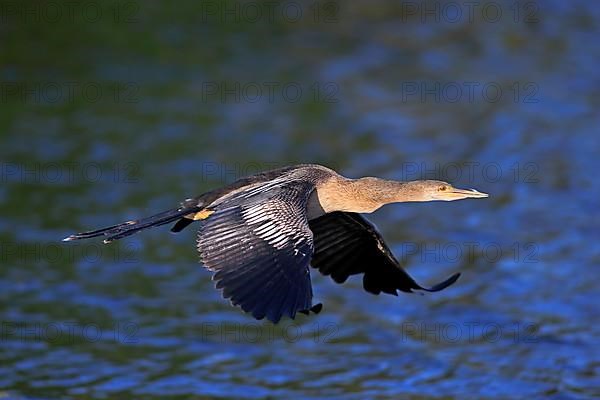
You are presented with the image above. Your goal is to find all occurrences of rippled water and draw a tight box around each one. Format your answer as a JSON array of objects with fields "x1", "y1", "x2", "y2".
[{"x1": 1, "y1": 1, "x2": 599, "y2": 398}]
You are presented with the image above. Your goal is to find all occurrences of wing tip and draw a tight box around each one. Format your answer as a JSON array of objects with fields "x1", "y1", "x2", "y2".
[{"x1": 418, "y1": 272, "x2": 461, "y2": 292}]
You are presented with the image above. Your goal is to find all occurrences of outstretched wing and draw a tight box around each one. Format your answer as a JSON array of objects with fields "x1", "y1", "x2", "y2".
[
  {"x1": 196, "y1": 180, "x2": 318, "y2": 323},
  {"x1": 309, "y1": 212, "x2": 460, "y2": 295}
]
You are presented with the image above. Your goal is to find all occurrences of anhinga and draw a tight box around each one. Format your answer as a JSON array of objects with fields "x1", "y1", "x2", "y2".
[{"x1": 64, "y1": 164, "x2": 488, "y2": 323}]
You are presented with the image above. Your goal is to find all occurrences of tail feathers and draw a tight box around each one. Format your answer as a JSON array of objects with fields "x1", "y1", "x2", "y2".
[{"x1": 63, "y1": 207, "x2": 200, "y2": 244}]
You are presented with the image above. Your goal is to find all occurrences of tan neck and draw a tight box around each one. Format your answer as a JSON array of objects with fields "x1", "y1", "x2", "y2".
[{"x1": 307, "y1": 176, "x2": 419, "y2": 218}]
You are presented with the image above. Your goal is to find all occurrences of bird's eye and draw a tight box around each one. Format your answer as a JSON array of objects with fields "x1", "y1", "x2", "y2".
[{"x1": 439, "y1": 186, "x2": 447, "y2": 191}]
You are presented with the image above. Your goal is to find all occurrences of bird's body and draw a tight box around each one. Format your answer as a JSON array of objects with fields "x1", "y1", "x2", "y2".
[{"x1": 64, "y1": 164, "x2": 488, "y2": 323}]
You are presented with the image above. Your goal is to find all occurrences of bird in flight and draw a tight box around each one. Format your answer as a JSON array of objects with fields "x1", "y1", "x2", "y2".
[{"x1": 64, "y1": 164, "x2": 488, "y2": 323}]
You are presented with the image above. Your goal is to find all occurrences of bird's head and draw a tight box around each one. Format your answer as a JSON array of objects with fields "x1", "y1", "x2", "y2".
[
  {"x1": 339, "y1": 177, "x2": 489, "y2": 213},
  {"x1": 405, "y1": 180, "x2": 489, "y2": 201}
]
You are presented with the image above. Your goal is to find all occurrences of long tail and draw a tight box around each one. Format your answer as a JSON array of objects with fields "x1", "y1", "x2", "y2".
[{"x1": 63, "y1": 206, "x2": 201, "y2": 244}]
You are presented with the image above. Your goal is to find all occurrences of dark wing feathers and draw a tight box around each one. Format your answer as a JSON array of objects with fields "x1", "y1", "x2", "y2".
[
  {"x1": 309, "y1": 212, "x2": 460, "y2": 295},
  {"x1": 196, "y1": 181, "x2": 317, "y2": 323}
]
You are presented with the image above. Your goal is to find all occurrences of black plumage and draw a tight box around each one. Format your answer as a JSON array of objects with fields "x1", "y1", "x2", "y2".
[{"x1": 309, "y1": 212, "x2": 460, "y2": 295}]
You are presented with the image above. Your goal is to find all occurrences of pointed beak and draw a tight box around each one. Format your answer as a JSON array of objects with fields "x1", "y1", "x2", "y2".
[{"x1": 449, "y1": 187, "x2": 489, "y2": 199}]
